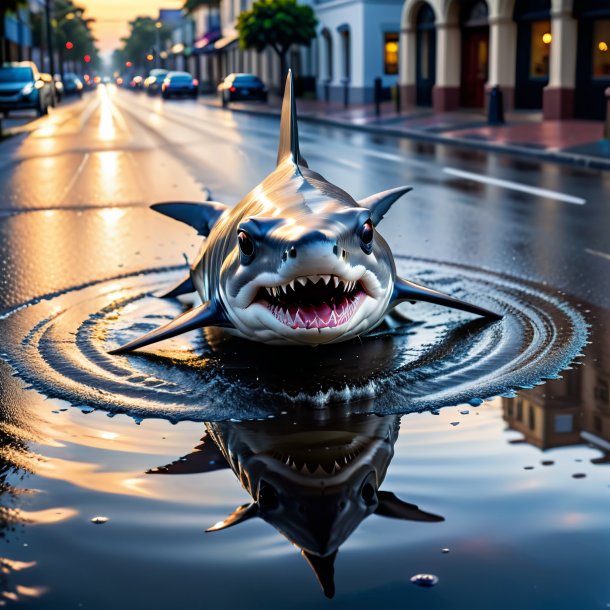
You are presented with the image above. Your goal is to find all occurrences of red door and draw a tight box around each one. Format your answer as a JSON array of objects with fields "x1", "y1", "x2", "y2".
[{"x1": 461, "y1": 27, "x2": 489, "y2": 108}]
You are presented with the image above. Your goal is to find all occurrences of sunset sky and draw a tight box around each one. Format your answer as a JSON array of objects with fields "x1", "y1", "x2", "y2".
[{"x1": 82, "y1": 0, "x2": 184, "y2": 60}]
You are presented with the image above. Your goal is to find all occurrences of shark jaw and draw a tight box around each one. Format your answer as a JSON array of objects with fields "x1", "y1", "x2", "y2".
[
  {"x1": 224, "y1": 265, "x2": 392, "y2": 345},
  {"x1": 255, "y1": 274, "x2": 367, "y2": 330}
]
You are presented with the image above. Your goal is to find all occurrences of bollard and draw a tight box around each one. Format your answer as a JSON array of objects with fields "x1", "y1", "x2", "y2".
[
  {"x1": 604, "y1": 87, "x2": 610, "y2": 140},
  {"x1": 488, "y1": 85, "x2": 505, "y2": 125},
  {"x1": 374, "y1": 77, "x2": 382, "y2": 117}
]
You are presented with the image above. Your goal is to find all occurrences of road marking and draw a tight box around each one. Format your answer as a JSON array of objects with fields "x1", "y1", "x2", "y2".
[
  {"x1": 334, "y1": 158, "x2": 363, "y2": 170},
  {"x1": 442, "y1": 167, "x2": 586, "y2": 205},
  {"x1": 585, "y1": 248, "x2": 610, "y2": 262},
  {"x1": 59, "y1": 154, "x2": 90, "y2": 204}
]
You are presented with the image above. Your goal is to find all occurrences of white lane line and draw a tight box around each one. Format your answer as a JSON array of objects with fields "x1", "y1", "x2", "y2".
[
  {"x1": 443, "y1": 167, "x2": 586, "y2": 205},
  {"x1": 59, "y1": 153, "x2": 90, "y2": 204},
  {"x1": 585, "y1": 248, "x2": 610, "y2": 262}
]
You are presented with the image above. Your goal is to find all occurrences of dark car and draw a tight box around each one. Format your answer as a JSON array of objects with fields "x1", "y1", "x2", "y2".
[
  {"x1": 161, "y1": 71, "x2": 198, "y2": 99},
  {"x1": 145, "y1": 69, "x2": 168, "y2": 95},
  {"x1": 62, "y1": 73, "x2": 84, "y2": 97},
  {"x1": 218, "y1": 73, "x2": 267, "y2": 105},
  {"x1": 0, "y1": 61, "x2": 55, "y2": 116}
]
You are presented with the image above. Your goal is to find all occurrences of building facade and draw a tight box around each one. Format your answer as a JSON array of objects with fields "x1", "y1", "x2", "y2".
[
  {"x1": 399, "y1": 0, "x2": 610, "y2": 120},
  {"x1": 315, "y1": 0, "x2": 403, "y2": 104}
]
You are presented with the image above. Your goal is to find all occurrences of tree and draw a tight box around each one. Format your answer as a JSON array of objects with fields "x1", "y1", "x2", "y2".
[
  {"x1": 237, "y1": 0, "x2": 317, "y2": 90},
  {"x1": 183, "y1": 0, "x2": 221, "y2": 13},
  {"x1": 0, "y1": 0, "x2": 27, "y2": 63},
  {"x1": 118, "y1": 17, "x2": 173, "y2": 69}
]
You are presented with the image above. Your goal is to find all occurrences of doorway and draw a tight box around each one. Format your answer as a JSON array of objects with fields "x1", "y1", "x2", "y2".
[
  {"x1": 460, "y1": 1, "x2": 489, "y2": 109},
  {"x1": 416, "y1": 3, "x2": 436, "y2": 106}
]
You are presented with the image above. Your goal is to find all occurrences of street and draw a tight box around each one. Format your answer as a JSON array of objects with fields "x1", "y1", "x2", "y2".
[{"x1": 0, "y1": 85, "x2": 608, "y2": 609}]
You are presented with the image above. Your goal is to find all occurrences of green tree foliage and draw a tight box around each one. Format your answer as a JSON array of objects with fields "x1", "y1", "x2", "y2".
[
  {"x1": 183, "y1": 0, "x2": 221, "y2": 14},
  {"x1": 117, "y1": 17, "x2": 173, "y2": 70},
  {"x1": 237, "y1": 0, "x2": 317, "y2": 88}
]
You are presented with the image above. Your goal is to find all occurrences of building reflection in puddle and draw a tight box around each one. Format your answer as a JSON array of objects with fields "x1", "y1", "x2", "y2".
[
  {"x1": 503, "y1": 309, "x2": 610, "y2": 462},
  {"x1": 148, "y1": 409, "x2": 444, "y2": 598}
]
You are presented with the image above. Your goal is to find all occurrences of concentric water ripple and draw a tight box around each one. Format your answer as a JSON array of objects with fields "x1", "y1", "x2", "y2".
[{"x1": 0, "y1": 257, "x2": 588, "y2": 421}]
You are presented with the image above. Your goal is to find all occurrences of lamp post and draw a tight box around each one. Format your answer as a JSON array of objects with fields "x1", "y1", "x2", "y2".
[
  {"x1": 155, "y1": 21, "x2": 162, "y2": 69},
  {"x1": 44, "y1": 0, "x2": 55, "y2": 77}
]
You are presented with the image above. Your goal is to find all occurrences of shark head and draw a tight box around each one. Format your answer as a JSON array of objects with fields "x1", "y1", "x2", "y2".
[
  {"x1": 210, "y1": 73, "x2": 411, "y2": 345},
  {"x1": 189, "y1": 411, "x2": 444, "y2": 597},
  {"x1": 109, "y1": 71, "x2": 500, "y2": 356}
]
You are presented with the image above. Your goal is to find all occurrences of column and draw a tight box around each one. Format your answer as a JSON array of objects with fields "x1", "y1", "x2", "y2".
[
  {"x1": 543, "y1": 8, "x2": 577, "y2": 119},
  {"x1": 486, "y1": 16, "x2": 517, "y2": 111},
  {"x1": 433, "y1": 22, "x2": 460, "y2": 112},
  {"x1": 399, "y1": 26, "x2": 417, "y2": 108}
]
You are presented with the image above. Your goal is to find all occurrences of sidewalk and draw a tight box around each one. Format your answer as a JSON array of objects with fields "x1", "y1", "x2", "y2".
[{"x1": 199, "y1": 94, "x2": 610, "y2": 171}]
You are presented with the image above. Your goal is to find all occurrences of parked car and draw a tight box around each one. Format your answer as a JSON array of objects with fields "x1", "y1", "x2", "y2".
[
  {"x1": 144, "y1": 69, "x2": 168, "y2": 95},
  {"x1": 130, "y1": 75, "x2": 144, "y2": 90},
  {"x1": 161, "y1": 71, "x2": 198, "y2": 99},
  {"x1": 0, "y1": 62, "x2": 55, "y2": 116},
  {"x1": 62, "y1": 73, "x2": 83, "y2": 98},
  {"x1": 218, "y1": 73, "x2": 268, "y2": 105},
  {"x1": 53, "y1": 74, "x2": 64, "y2": 102}
]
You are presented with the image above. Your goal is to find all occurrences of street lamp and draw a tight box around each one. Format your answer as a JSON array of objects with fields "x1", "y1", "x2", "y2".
[{"x1": 155, "y1": 21, "x2": 163, "y2": 68}]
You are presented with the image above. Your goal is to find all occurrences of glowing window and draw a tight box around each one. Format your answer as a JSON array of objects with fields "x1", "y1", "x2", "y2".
[
  {"x1": 530, "y1": 20, "x2": 550, "y2": 79},
  {"x1": 593, "y1": 20, "x2": 610, "y2": 80},
  {"x1": 384, "y1": 33, "x2": 399, "y2": 75}
]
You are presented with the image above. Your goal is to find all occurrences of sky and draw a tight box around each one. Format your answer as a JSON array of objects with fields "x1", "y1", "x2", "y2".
[{"x1": 82, "y1": 0, "x2": 184, "y2": 60}]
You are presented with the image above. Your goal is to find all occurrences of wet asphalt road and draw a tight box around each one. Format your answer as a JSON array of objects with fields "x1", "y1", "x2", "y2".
[
  {"x1": 0, "y1": 84, "x2": 608, "y2": 313},
  {"x1": 0, "y1": 86, "x2": 608, "y2": 609}
]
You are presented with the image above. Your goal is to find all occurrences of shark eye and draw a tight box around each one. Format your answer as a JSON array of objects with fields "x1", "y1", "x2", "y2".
[
  {"x1": 360, "y1": 481, "x2": 377, "y2": 506},
  {"x1": 237, "y1": 230, "x2": 255, "y2": 262},
  {"x1": 358, "y1": 220, "x2": 374, "y2": 254}
]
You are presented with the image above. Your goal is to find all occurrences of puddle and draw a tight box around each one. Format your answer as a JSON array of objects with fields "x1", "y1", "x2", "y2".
[{"x1": 0, "y1": 257, "x2": 588, "y2": 422}]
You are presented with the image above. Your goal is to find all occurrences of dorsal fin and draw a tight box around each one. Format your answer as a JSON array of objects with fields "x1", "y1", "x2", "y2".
[{"x1": 276, "y1": 70, "x2": 308, "y2": 169}]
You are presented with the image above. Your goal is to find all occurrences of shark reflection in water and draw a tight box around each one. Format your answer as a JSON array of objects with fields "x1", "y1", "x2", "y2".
[{"x1": 149, "y1": 410, "x2": 443, "y2": 597}]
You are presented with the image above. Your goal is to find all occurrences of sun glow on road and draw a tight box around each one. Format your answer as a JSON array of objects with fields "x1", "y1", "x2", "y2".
[{"x1": 98, "y1": 85, "x2": 117, "y2": 141}]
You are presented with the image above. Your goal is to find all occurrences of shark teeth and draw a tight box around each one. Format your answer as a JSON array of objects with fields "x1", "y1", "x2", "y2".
[{"x1": 262, "y1": 274, "x2": 361, "y2": 297}]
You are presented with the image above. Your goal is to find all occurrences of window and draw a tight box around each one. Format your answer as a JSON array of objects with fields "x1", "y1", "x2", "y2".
[
  {"x1": 384, "y1": 33, "x2": 399, "y2": 75},
  {"x1": 530, "y1": 20, "x2": 551, "y2": 79},
  {"x1": 554, "y1": 414, "x2": 573, "y2": 434},
  {"x1": 593, "y1": 20, "x2": 610, "y2": 79}
]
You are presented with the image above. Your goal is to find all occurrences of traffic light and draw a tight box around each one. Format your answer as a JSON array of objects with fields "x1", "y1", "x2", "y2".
[
  {"x1": 84, "y1": 54, "x2": 91, "y2": 63},
  {"x1": 65, "y1": 41, "x2": 74, "y2": 50}
]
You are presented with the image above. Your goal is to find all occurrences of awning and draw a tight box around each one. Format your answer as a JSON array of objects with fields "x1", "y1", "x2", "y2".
[
  {"x1": 194, "y1": 29, "x2": 222, "y2": 51},
  {"x1": 214, "y1": 32, "x2": 239, "y2": 51}
]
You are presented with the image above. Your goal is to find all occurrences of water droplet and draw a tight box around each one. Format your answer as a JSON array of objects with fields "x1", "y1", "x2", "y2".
[
  {"x1": 441, "y1": 548, "x2": 450, "y2": 554},
  {"x1": 524, "y1": 466, "x2": 534, "y2": 470},
  {"x1": 90, "y1": 516, "x2": 109, "y2": 524},
  {"x1": 541, "y1": 460, "x2": 554, "y2": 466},
  {"x1": 459, "y1": 410, "x2": 470, "y2": 415},
  {"x1": 410, "y1": 574, "x2": 439, "y2": 587},
  {"x1": 468, "y1": 398, "x2": 483, "y2": 407},
  {"x1": 450, "y1": 422, "x2": 460, "y2": 427},
  {"x1": 572, "y1": 473, "x2": 586, "y2": 479}
]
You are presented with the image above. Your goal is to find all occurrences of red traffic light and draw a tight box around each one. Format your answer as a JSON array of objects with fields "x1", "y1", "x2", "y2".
[
  {"x1": 65, "y1": 41, "x2": 74, "y2": 50},
  {"x1": 84, "y1": 54, "x2": 91, "y2": 63},
  {"x1": 125, "y1": 61, "x2": 133, "y2": 68}
]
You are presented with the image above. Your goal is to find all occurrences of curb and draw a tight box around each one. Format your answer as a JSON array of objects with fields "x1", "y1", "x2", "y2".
[{"x1": 198, "y1": 99, "x2": 610, "y2": 172}]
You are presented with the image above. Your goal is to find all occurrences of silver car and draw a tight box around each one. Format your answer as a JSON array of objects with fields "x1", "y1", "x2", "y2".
[{"x1": 0, "y1": 61, "x2": 55, "y2": 116}]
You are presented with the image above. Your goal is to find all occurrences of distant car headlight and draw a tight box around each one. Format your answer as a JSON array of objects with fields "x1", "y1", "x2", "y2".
[{"x1": 21, "y1": 83, "x2": 35, "y2": 96}]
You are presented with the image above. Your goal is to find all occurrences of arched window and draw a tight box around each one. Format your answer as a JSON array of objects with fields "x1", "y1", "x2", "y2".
[{"x1": 321, "y1": 28, "x2": 333, "y2": 80}]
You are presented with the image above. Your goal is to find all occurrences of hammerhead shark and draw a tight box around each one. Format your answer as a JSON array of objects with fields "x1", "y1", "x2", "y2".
[
  {"x1": 111, "y1": 71, "x2": 501, "y2": 354},
  {"x1": 149, "y1": 410, "x2": 444, "y2": 598}
]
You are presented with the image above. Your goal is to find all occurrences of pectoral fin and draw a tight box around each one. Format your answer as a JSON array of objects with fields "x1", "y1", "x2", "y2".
[
  {"x1": 206, "y1": 503, "x2": 259, "y2": 532},
  {"x1": 109, "y1": 299, "x2": 231, "y2": 355},
  {"x1": 154, "y1": 273, "x2": 195, "y2": 299},
  {"x1": 375, "y1": 491, "x2": 444, "y2": 522},
  {"x1": 151, "y1": 201, "x2": 229, "y2": 236},
  {"x1": 391, "y1": 277, "x2": 503, "y2": 320}
]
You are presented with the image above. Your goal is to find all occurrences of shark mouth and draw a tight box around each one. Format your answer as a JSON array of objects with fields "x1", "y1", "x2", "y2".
[
  {"x1": 254, "y1": 275, "x2": 367, "y2": 330},
  {"x1": 268, "y1": 436, "x2": 368, "y2": 477}
]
